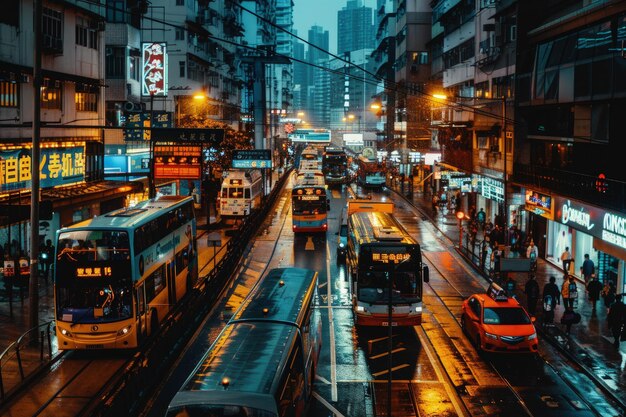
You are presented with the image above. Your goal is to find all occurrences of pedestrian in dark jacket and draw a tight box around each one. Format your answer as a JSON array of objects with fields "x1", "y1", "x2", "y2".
[
  {"x1": 560, "y1": 306, "x2": 580, "y2": 335},
  {"x1": 602, "y1": 280, "x2": 616, "y2": 310},
  {"x1": 542, "y1": 276, "x2": 561, "y2": 324},
  {"x1": 524, "y1": 275, "x2": 540, "y2": 316},
  {"x1": 607, "y1": 294, "x2": 626, "y2": 349},
  {"x1": 586, "y1": 275, "x2": 602, "y2": 312}
]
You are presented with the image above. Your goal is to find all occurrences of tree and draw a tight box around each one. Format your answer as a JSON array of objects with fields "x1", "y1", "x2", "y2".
[{"x1": 177, "y1": 114, "x2": 253, "y2": 176}]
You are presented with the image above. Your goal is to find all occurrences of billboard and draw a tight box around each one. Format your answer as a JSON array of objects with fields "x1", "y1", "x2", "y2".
[
  {"x1": 142, "y1": 42, "x2": 168, "y2": 96},
  {"x1": 288, "y1": 129, "x2": 331, "y2": 143}
]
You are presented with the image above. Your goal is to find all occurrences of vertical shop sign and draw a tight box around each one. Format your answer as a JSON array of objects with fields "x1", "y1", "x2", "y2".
[{"x1": 142, "y1": 42, "x2": 168, "y2": 97}]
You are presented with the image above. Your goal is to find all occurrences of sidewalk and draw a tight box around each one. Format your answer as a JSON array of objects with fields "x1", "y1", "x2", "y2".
[{"x1": 393, "y1": 180, "x2": 626, "y2": 409}]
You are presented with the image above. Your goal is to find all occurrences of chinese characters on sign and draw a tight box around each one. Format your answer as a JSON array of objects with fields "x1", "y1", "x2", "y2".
[
  {"x1": 0, "y1": 147, "x2": 85, "y2": 191},
  {"x1": 123, "y1": 111, "x2": 173, "y2": 141},
  {"x1": 76, "y1": 266, "x2": 113, "y2": 278},
  {"x1": 142, "y1": 42, "x2": 168, "y2": 97},
  {"x1": 154, "y1": 145, "x2": 202, "y2": 180},
  {"x1": 232, "y1": 149, "x2": 272, "y2": 169},
  {"x1": 371, "y1": 252, "x2": 411, "y2": 264}
]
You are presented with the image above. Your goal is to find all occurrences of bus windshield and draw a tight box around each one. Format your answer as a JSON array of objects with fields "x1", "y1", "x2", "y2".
[
  {"x1": 292, "y1": 195, "x2": 327, "y2": 215},
  {"x1": 358, "y1": 270, "x2": 419, "y2": 304},
  {"x1": 167, "y1": 405, "x2": 276, "y2": 417},
  {"x1": 55, "y1": 230, "x2": 133, "y2": 323}
]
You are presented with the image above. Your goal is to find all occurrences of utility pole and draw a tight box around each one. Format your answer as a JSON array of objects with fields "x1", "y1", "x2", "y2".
[
  {"x1": 29, "y1": 0, "x2": 43, "y2": 332},
  {"x1": 502, "y1": 95, "x2": 508, "y2": 245}
]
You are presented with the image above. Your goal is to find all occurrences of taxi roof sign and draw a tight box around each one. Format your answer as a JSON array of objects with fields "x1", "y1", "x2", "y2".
[{"x1": 487, "y1": 282, "x2": 508, "y2": 302}]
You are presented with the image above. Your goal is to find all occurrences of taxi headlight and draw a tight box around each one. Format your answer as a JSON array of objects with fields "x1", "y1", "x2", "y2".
[
  {"x1": 484, "y1": 331, "x2": 498, "y2": 340},
  {"x1": 528, "y1": 333, "x2": 537, "y2": 340}
]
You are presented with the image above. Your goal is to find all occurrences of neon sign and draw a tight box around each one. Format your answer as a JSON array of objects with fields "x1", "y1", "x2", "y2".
[
  {"x1": 561, "y1": 199, "x2": 595, "y2": 232},
  {"x1": 142, "y1": 42, "x2": 168, "y2": 96},
  {"x1": 371, "y1": 253, "x2": 411, "y2": 264},
  {"x1": 76, "y1": 266, "x2": 112, "y2": 278}
]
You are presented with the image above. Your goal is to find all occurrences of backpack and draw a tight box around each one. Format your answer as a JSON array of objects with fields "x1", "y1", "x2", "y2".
[
  {"x1": 543, "y1": 294, "x2": 553, "y2": 312},
  {"x1": 477, "y1": 211, "x2": 486, "y2": 223},
  {"x1": 569, "y1": 282, "x2": 578, "y2": 298}
]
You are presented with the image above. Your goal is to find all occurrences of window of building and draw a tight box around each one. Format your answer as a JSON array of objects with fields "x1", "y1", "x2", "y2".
[
  {"x1": 41, "y1": 80, "x2": 62, "y2": 110},
  {"x1": 106, "y1": 47, "x2": 126, "y2": 79},
  {"x1": 0, "y1": 81, "x2": 18, "y2": 107},
  {"x1": 106, "y1": 0, "x2": 125, "y2": 23},
  {"x1": 175, "y1": 27, "x2": 185, "y2": 41},
  {"x1": 129, "y1": 51, "x2": 140, "y2": 81},
  {"x1": 43, "y1": 7, "x2": 63, "y2": 39},
  {"x1": 75, "y1": 84, "x2": 98, "y2": 112},
  {"x1": 76, "y1": 17, "x2": 98, "y2": 49},
  {"x1": 176, "y1": 0, "x2": 184, "y2": 5},
  {"x1": 0, "y1": 0, "x2": 18, "y2": 27},
  {"x1": 179, "y1": 60, "x2": 186, "y2": 78}
]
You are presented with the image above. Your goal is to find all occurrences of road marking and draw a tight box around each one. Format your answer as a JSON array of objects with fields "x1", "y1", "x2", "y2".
[
  {"x1": 305, "y1": 236, "x2": 315, "y2": 250},
  {"x1": 313, "y1": 392, "x2": 345, "y2": 417},
  {"x1": 369, "y1": 347, "x2": 406, "y2": 360},
  {"x1": 371, "y1": 363, "x2": 410, "y2": 377},
  {"x1": 327, "y1": 240, "x2": 337, "y2": 402},
  {"x1": 415, "y1": 325, "x2": 471, "y2": 417}
]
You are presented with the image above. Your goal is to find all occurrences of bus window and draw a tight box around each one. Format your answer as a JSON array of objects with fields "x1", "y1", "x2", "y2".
[{"x1": 228, "y1": 188, "x2": 243, "y2": 198}]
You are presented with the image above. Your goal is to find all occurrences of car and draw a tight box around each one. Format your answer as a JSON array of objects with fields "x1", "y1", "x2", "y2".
[{"x1": 461, "y1": 283, "x2": 538, "y2": 354}]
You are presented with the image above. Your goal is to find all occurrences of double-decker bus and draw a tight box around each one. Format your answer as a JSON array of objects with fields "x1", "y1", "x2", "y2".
[
  {"x1": 54, "y1": 196, "x2": 198, "y2": 349},
  {"x1": 295, "y1": 169, "x2": 325, "y2": 187},
  {"x1": 292, "y1": 176, "x2": 329, "y2": 233},
  {"x1": 322, "y1": 146, "x2": 349, "y2": 186},
  {"x1": 298, "y1": 145, "x2": 320, "y2": 173},
  {"x1": 218, "y1": 169, "x2": 263, "y2": 220},
  {"x1": 346, "y1": 201, "x2": 429, "y2": 326},
  {"x1": 356, "y1": 155, "x2": 386, "y2": 188},
  {"x1": 167, "y1": 267, "x2": 321, "y2": 417}
]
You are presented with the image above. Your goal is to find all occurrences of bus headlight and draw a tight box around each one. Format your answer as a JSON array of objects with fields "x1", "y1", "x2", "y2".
[
  {"x1": 339, "y1": 243, "x2": 345, "y2": 248},
  {"x1": 117, "y1": 325, "x2": 132, "y2": 336},
  {"x1": 414, "y1": 306, "x2": 422, "y2": 313},
  {"x1": 60, "y1": 328, "x2": 72, "y2": 337},
  {"x1": 356, "y1": 305, "x2": 366, "y2": 312}
]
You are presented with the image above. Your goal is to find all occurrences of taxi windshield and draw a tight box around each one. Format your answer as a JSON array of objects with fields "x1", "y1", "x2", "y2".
[{"x1": 483, "y1": 307, "x2": 531, "y2": 325}]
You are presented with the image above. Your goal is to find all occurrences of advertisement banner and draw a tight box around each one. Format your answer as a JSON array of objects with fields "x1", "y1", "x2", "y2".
[
  {"x1": 0, "y1": 146, "x2": 85, "y2": 191},
  {"x1": 154, "y1": 145, "x2": 202, "y2": 180},
  {"x1": 525, "y1": 189, "x2": 554, "y2": 220}
]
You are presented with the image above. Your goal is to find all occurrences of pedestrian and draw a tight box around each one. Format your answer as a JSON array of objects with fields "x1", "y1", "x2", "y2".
[
  {"x1": 602, "y1": 280, "x2": 616, "y2": 311},
  {"x1": 560, "y1": 246, "x2": 572, "y2": 274},
  {"x1": 580, "y1": 253, "x2": 595, "y2": 284},
  {"x1": 586, "y1": 274, "x2": 602, "y2": 312},
  {"x1": 431, "y1": 194, "x2": 439, "y2": 214},
  {"x1": 524, "y1": 275, "x2": 540, "y2": 316},
  {"x1": 526, "y1": 239, "x2": 538, "y2": 271},
  {"x1": 505, "y1": 275, "x2": 516, "y2": 298},
  {"x1": 607, "y1": 294, "x2": 626, "y2": 349},
  {"x1": 476, "y1": 208, "x2": 486, "y2": 229},
  {"x1": 42, "y1": 239, "x2": 54, "y2": 281},
  {"x1": 491, "y1": 241, "x2": 502, "y2": 280},
  {"x1": 561, "y1": 274, "x2": 578, "y2": 309},
  {"x1": 542, "y1": 276, "x2": 561, "y2": 324},
  {"x1": 560, "y1": 306, "x2": 581, "y2": 335}
]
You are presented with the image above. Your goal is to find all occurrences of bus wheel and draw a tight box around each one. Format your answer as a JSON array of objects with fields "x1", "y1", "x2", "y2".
[{"x1": 150, "y1": 310, "x2": 159, "y2": 337}]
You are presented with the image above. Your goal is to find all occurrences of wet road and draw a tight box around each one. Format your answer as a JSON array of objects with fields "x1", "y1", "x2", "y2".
[{"x1": 142, "y1": 182, "x2": 621, "y2": 417}]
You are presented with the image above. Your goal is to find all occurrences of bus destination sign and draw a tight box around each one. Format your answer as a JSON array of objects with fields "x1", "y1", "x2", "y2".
[{"x1": 371, "y1": 252, "x2": 411, "y2": 264}]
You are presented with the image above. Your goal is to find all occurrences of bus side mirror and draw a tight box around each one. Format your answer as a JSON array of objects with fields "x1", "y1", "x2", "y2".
[{"x1": 422, "y1": 266, "x2": 429, "y2": 283}]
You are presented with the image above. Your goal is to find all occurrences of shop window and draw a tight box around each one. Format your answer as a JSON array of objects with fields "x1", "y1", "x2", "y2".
[
  {"x1": 41, "y1": 80, "x2": 62, "y2": 110},
  {"x1": 75, "y1": 91, "x2": 98, "y2": 112}
]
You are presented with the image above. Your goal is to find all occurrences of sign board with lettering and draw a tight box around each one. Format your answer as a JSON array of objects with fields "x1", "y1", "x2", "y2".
[
  {"x1": 232, "y1": 149, "x2": 272, "y2": 169},
  {"x1": 288, "y1": 129, "x2": 331, "y2": 143},
  {"x1": 0, "y1": 146, "x2": 85, "y2": 191},
  {"x1": 151, "y1": 128, "x2": 224, "y2": 146},
  {"x1": 142, "y1": 42, "x2": 168, "y2": 96},
  {"x1": 525, "y1": 189, "x2": 554, "y2": 220},
  {"x1": 154, "y1": 145, "x2": 202, "y2": 179}
]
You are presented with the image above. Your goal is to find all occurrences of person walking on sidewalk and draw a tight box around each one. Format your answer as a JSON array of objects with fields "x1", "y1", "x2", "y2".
[
  {"x1": 560, "y1": 246, "x2": 572, "y2": 274},
  {"x1": 580, "y1": 253, "x2": 595, "y2": 284},
  {"x1": 526, "y1": 240, "x2": 539, "y2": 272},
  {"x1": 542, "y1": 276, "x2": 561, "y2": 324},
  {"x1": 561, "y1": 275, "x2": 579, "y2": 309},
  {"x1": 602, "y1": 280, "x2": 616, "y2": 311},
  {"x1": 586, "y1": 274, "x2": 602, "y2": 312},
  {"x1": 607, "y1": 294, "x2": 626, "y2": 349},
  {"x1": 524, "y1": 275, "x2": 540, "y2": 316},
  {"x1": 560, "y1": 306, "x2": 581, "y2": 335}
]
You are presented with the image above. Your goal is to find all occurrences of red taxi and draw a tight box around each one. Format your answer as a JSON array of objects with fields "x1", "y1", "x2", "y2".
[{"x1": 461, "y1": 283, "x2": 538, "y2": 353}]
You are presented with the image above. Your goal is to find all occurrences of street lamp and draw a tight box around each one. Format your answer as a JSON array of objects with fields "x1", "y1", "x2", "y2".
[{"x1": 456, "y1": 211, "x2": 465, "y2": 249}]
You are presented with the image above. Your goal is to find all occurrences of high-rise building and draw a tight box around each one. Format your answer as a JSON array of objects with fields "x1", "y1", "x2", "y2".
[
  {"x1": 306, "y1": 25, "x2": 330, "y2": 128},
  {"x1": 337, "y1": 0, "x2": 374, "y2": 56}
]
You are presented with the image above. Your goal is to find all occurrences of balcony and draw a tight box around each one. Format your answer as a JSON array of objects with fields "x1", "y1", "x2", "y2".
[{"x1": 513, "y1": 163, "x2": 626, "y2": 212}]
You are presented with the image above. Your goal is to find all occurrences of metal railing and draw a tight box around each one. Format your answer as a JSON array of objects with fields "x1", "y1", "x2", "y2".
[{"x1": 0, "y1": 321, "x2": 57, "y2": 402}]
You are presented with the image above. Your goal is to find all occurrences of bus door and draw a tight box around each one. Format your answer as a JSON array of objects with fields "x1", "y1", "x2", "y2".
[
  {"x1": 167, "y1": 261, "x2": 177, "y2": 306},
  {"x1": 136, "y1": 284, "x2": 147, "y2": 340}
]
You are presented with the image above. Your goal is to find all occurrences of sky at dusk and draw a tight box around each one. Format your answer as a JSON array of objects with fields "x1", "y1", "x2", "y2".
[{"x1": 292, "y1": 0, "x2": 376, "y2": 55}]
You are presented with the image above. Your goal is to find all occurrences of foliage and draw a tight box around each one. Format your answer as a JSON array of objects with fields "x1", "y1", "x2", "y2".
[{"x1": 177, "y1": 114, "x2": 253, "y2": 173}]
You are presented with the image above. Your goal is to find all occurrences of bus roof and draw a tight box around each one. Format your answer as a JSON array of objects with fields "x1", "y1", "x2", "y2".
[
  {"x1": 178, "y1": 321, "x2": 296, "y2": 408},
  {"x1": 232, "y1": 267, "x2": 317, "y2": 327},
  {"x1": 60, "y1": 195, "x2": 193, "y2": 231},
  {"x1": 222, "y1": 169, "x2": 262, "y2": 182},
  {"x1": 347, "y1": 200, "x2": 394, "y2": 215},
  {"x1": 349, "y1": 211, "x2": 417, "y2": 245}
]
